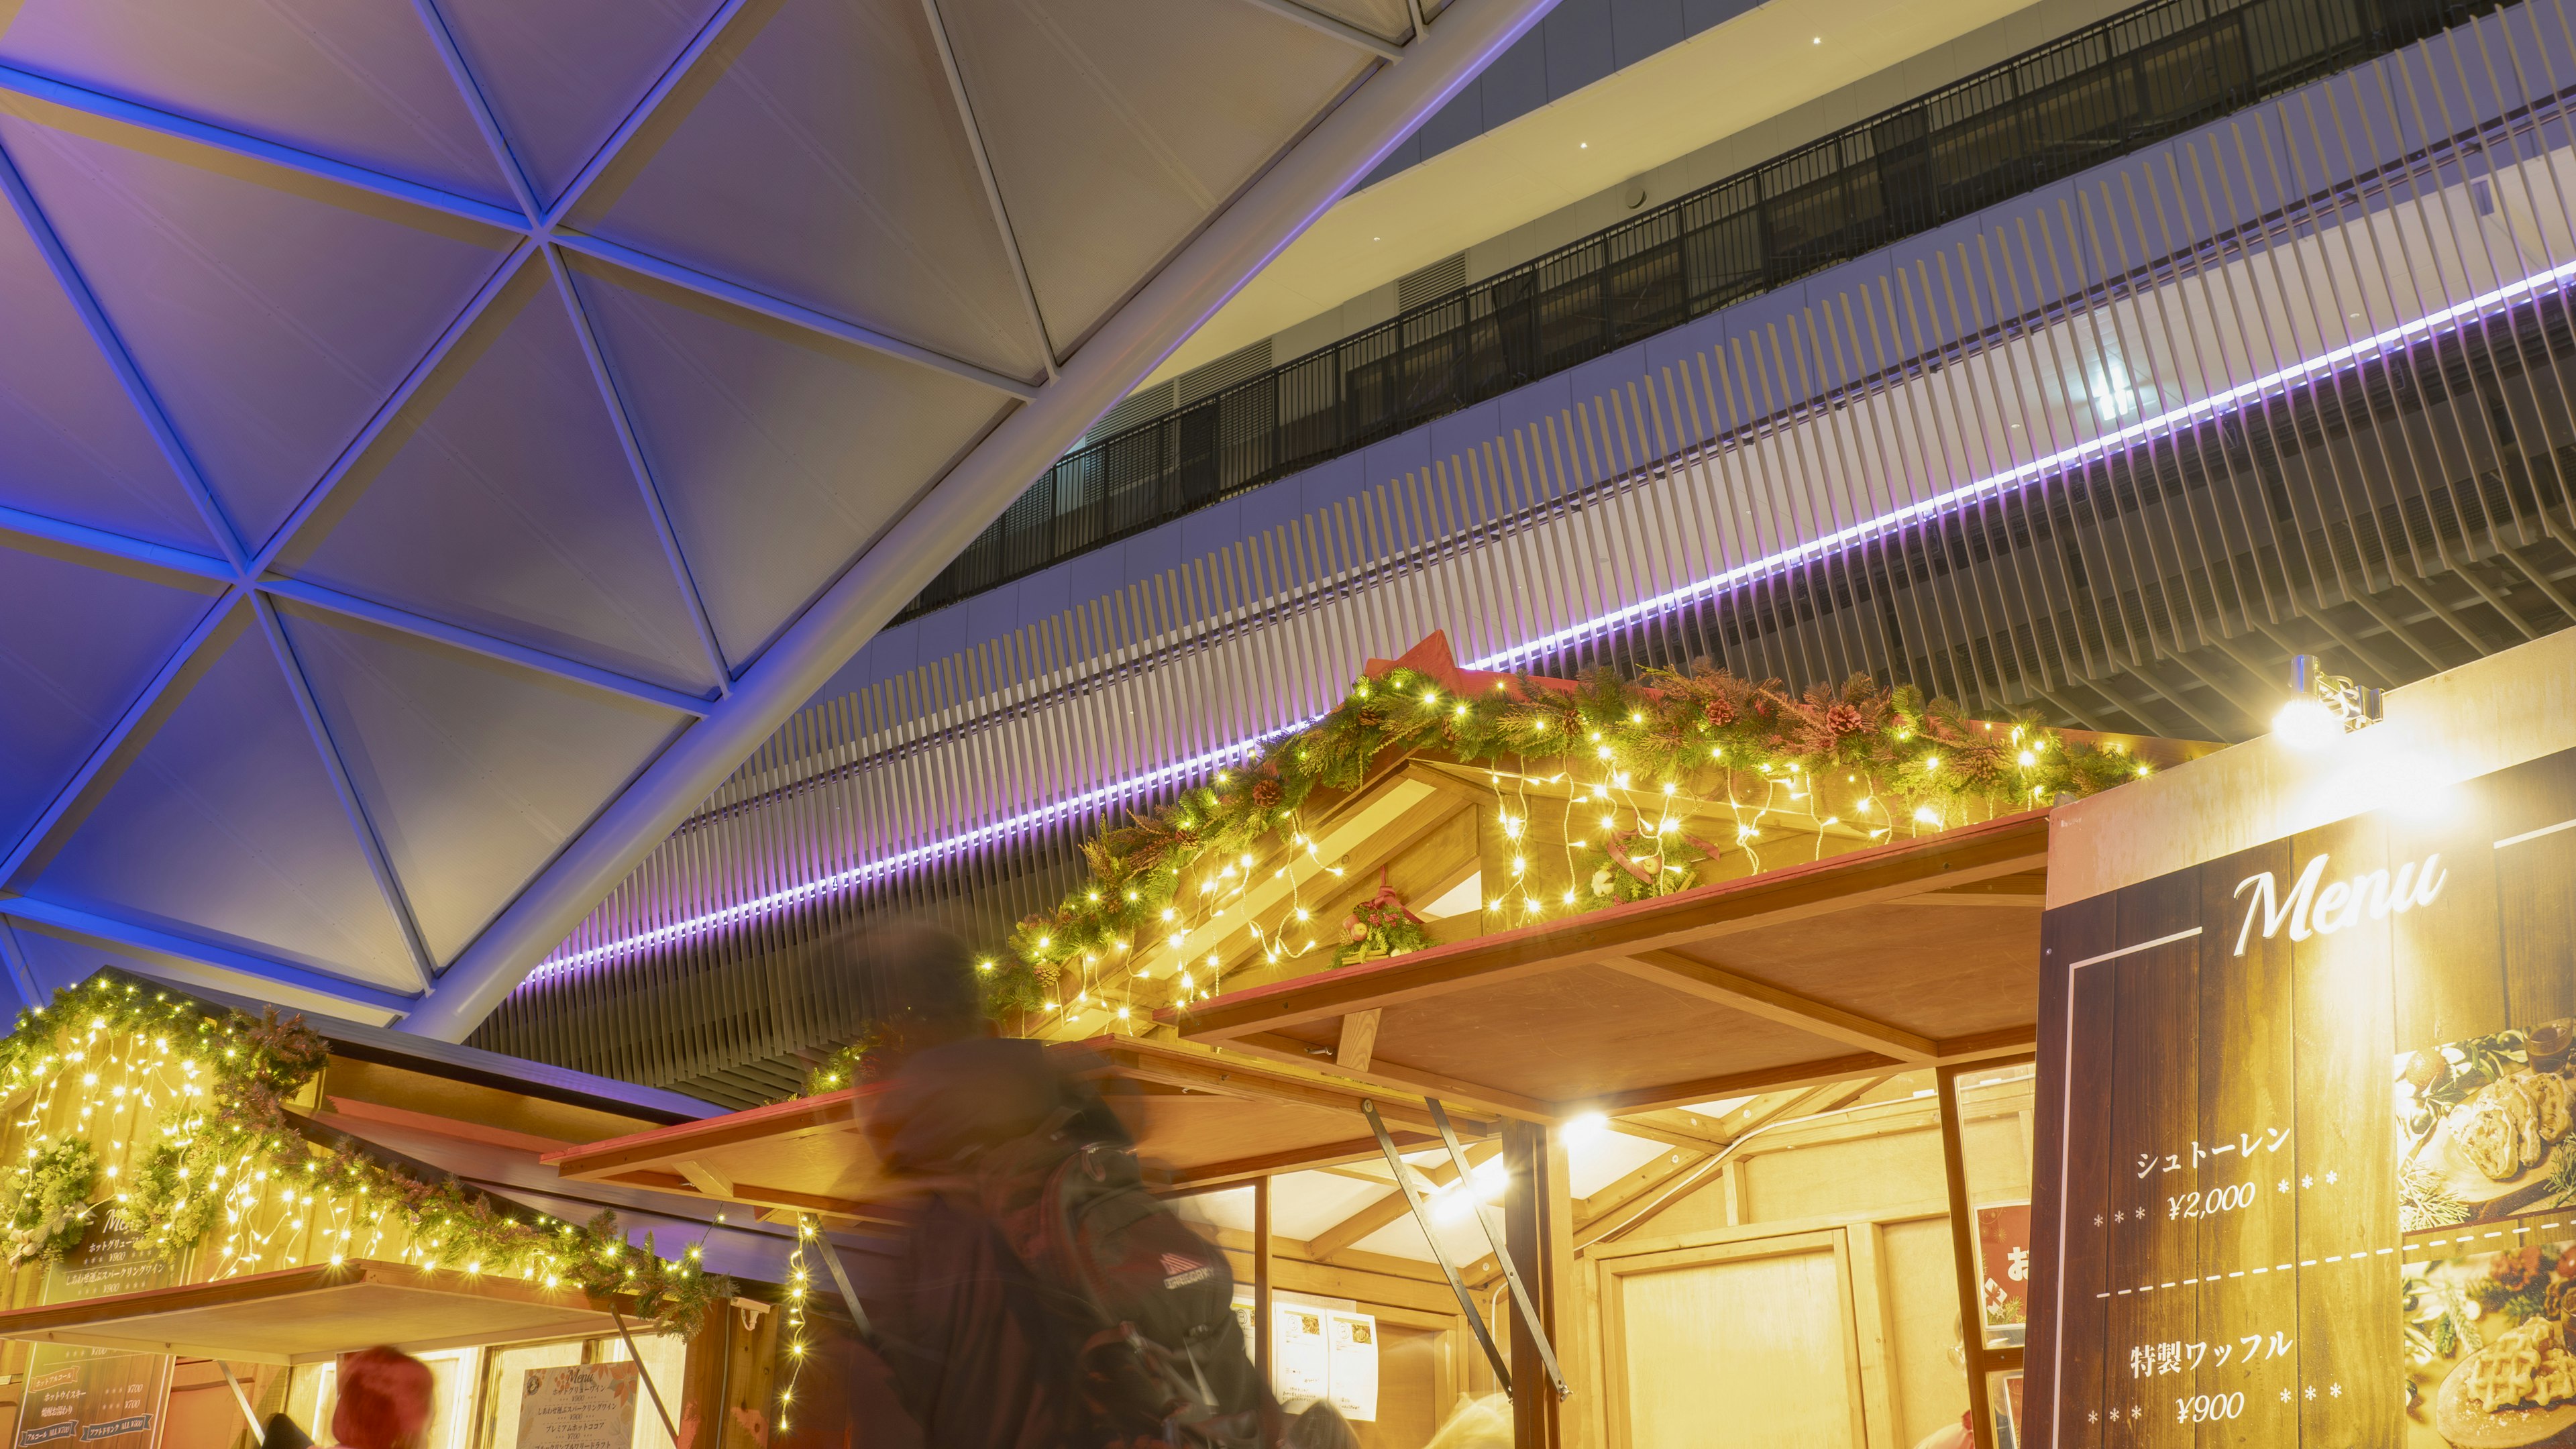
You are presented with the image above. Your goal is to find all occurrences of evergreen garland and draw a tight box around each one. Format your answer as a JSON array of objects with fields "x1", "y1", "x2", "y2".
[
  {"x1": 2, "y1": 1139, "x2": 95, "y2": 1269},
  {"x1": 0, "y1": 975, "x2": 731, "y2": 1336},
  {"x1": 977, "y1": 661, "x2": 2152, "y2": 1018}
]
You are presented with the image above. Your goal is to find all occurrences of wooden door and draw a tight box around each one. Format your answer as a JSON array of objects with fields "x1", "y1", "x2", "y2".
[{"x1": 1599, "y1": 1228, "x2": 1864, "y2": 1449}]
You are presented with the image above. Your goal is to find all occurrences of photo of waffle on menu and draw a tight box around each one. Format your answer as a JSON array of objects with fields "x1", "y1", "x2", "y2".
[{"x1": 2405, "y1": 1238, "x2": 2576, "y2": 1447}]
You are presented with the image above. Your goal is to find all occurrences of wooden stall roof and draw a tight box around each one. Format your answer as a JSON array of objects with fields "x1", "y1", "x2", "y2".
[
  {"x1": 0, "y1": 1261, "x2": 633, "y2": 1364},
  {"x1": 542, "y1": 1035, "x2": 1494, "y2": 1217},
  {"x1": 1171, "y1": 808, "x2": 2056, "y2": 1121}
]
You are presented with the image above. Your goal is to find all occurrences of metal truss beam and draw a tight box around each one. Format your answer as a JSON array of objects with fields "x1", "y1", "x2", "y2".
[
  {"x1": 0, "y1": 64, "x2": 525, "y2": 233},
  {"x1": 250, "y1": 594, "x2": 439, "y2": 990},
  {"x1": 0, "y1": 58, "x2": 1043, "y2": 403},
  {"x1": 539, "y1": 245, "x2": 734, "y2": 690},
  {"x1": 549, "y1": 232, "x2": 1042, "y2": 398},
  {"x1": 0, "y1": 503, "x2": 231, "y2": 585},
  {"x1": 0, "y1": 508, "x2": 717, "y2": 716},
  {"x1": 400, "y1": 0, "x2": 1564, "y2": 1039},
  {"x1": 0, "y1": 920, "x2": 42, "y2": 1010},
  {"x1": 537, "y1": 0, "x2": 764, "y2": 226},
  {"x1": 1230, "y1": 0, "x2": 1410, "y2": 58},
  {"x1": 0, "y1": 896, "x2": 420, "y2": 1018},
  {"x1": 921, "y1": 0, "x2": 1057, "y2": 374},
  {"x1": 407, "y1": 0, "x2": 543, "y2": 221},
  {"x1": 254, "y1": 578, "x2": 714, "y2": 715}
]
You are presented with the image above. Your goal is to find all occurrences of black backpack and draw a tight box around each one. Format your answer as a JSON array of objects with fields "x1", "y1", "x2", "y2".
[{"x1": 975, "y1": 1122, "x2": 1275, "y2": 1449}]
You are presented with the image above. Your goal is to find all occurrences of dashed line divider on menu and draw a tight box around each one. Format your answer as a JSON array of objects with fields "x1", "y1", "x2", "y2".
[{"x1": 2094, "y1": 1220, "x2": 2572, "y2": 1298}]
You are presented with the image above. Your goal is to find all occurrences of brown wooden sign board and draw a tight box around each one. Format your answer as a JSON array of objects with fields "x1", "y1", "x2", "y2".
[{"x1": 2031, "y1": 742, "x2": 2576, "y2": 1446}]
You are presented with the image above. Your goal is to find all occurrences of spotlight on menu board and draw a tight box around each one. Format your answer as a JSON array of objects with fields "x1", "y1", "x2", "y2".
[{"x1": 2273, "y1": 653, "x2": 2384, "y2": 749}]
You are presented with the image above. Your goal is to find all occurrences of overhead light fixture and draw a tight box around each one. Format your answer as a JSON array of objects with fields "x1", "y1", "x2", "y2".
[{"x1": 2271, "y1": 653, "x2": 2381, "y2": 749}]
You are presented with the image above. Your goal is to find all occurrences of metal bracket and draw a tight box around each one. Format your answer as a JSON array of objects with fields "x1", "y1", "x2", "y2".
[
  {"x1": 608, "y1": 1305, "x2": 683, "y2": 1448},
  {"x1": 215, "y1": 1359, "x2": 263, "y2": 1441},
  {"x1": 1363, "y1": 1099, "x2": 1513, "y2": 1395},
  {"x1": 1428, "y1": 1098, "x2": 1568, "y2": 1400},
  {"x1": 806, "y1": 1214, "x2": 878, "y2": 1345}
]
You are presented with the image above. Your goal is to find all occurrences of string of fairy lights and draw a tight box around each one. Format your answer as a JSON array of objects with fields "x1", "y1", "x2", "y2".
[
  {"x1": 0, "y1": 976, "x2": 727, "y2": 1336},
  {"x1": 977, "y1": 667, "x2": 2149, "y2": 1046}
]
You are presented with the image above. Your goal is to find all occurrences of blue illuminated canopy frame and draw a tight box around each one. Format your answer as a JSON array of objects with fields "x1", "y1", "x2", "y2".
[{"x1": 0, "y1": 0, "x2": 1560, "y2": 1035}]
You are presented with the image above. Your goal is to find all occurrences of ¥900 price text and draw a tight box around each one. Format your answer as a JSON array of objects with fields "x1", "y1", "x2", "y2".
[{"x1": 2176, "y1": 1393, "x2": 2245, "y2": 1424}]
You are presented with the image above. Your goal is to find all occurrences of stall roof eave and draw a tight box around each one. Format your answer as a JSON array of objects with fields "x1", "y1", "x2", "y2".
[
  {"x1": 1171, "y1": 810, "x2": 2057, "y2": 1120},
  {"x1": 0, "y1": 1261, "x2": 637, "y2": 1366},
  {"x1": 541, "y1": 1035, "x2": 1493, "y2": 1212}
]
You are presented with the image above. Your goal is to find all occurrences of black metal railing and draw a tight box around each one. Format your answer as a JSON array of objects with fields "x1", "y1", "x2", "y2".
[{"x1": 902, "y1": 0, "x2": 2489, "y2": 621}]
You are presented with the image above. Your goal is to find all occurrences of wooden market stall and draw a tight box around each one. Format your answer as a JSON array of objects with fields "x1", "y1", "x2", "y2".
[
  {"x1": 530, "y1": 635, "x2": 2212, "y2": 1449},
  {"x1": 529, "y1": 816, "x2": 2081, "y2": 1449},
  {"x1": 0, "y1": 975, "x2": 796, "y2": 1449}
]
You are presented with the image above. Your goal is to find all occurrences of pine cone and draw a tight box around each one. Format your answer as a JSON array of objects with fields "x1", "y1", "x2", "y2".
[
  {"x1": 1703, "y1": 698, "x2": 1735, "y2": 727},
  {"x1": 1825, "y1": 703, "x2": 1866, "y2": 735},
  {"x1": 1250, "y1": 779, "x2": 1283, "y2": 810}
]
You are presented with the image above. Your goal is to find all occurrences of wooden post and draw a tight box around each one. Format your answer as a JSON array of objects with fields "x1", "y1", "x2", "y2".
[
  {"x1": 1936, "y1": 1063, "x2": 1997, "y2": 1449},
  {"x1": 1503, "y1": 1119, "x2": 1581, "y2": 1449},
  {"x1": 1253, "y1": 1175, "x2": 1273, "y2": 1397}
]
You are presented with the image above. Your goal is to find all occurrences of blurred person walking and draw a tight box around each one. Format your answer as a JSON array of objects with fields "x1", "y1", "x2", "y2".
[
  {"x1": 324, "y1": 1346, "x2": 433, "y2": 1449},
  {"x1": 851, "y1": 924, "x2": 1276, "y2": 1449}
]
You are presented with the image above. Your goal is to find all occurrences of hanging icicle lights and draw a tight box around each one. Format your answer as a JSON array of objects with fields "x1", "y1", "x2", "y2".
[
  {"x1": 961, "y1": 663, "x2": 2146, "y2": 1035},
  {"x1": 0, "y1": 975, "x2": 729, "y2": 1334}
]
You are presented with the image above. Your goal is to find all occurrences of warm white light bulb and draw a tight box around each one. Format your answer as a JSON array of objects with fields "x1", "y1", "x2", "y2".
[{"x1": 2273, "y1": 696, "x2": 2339, "y2": 749}]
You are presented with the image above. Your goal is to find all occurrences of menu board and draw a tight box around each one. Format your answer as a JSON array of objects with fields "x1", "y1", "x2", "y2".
[
  {"x1": 1325, "y1": 1313, "x2": 1378, "y2": 1422},
  {"x1": 1234, "y1": 1297, "x2": 1379, "y2": 1419},
  {"x1": 13, "y1": 1221, "x2": 172, "y2": 1449},
  {"x1": 2032, "y1": 745, "x2": 2576, "y2": 1445},
  {"x1": 515, "y1": 1362, "x2": 641, "y2": 1449}
]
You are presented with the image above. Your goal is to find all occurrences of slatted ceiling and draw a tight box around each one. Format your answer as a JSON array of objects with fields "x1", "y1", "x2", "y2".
[{"x1": 491, "y1": 56, "x2": 2576, "y2": 1093}]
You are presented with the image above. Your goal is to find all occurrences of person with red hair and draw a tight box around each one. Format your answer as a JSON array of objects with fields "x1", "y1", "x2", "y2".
[{"x1": 329, "y1": 1346, "x2": 433, "y2": 1449}]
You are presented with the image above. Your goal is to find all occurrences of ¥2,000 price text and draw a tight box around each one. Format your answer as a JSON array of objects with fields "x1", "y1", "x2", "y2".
[
  {"x1": 2177, "y1": 1393, "x2": 2245, "y2": 1424},
  {"x1": 2169, "y1": 1183, "x2": 2259, "y2": 1220}
]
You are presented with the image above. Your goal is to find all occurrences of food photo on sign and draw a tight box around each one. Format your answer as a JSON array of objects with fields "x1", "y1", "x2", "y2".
[
  {"x1": 2397, "y1": 1026, "x2": 2576, "y2": 1232},
  {"x1": 2404, "y1": 1236, "x2": 2576, "y2": 1446}
]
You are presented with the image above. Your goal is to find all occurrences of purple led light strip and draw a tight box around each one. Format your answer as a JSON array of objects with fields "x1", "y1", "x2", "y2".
[{"x1": 525, "y1": 256, "x2": 2576, "y2": 982}]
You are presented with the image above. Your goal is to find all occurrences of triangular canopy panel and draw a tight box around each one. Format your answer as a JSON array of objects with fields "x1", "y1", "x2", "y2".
[
  {"x1": 570, "y1": 256, "x2": 1013, "y2": 667},
  {"x1": 0, "y1": 99, "x2": 519, "y2": 547},
  {"x1": 28, "y1": 614, "x2": 424, "y2": 991},
  {"x1": 274, "y1": 262, "x2": 724, "y2": 696},
  {"x1": 572, "y1": 0, "x2": 1049, "y2": 380},
  {"x1": 0, "y1": 545, "x2": 222, "y2": 849},
  {"x1": 939, "y1": 0, "x2": 1368, "y2": 345},
  {"x1": 276, "y1": 603, "x2": 687, "y2": 965},
  {"x1": 0, "y1": 0, "x2": 1536, "y2": 1030}
]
